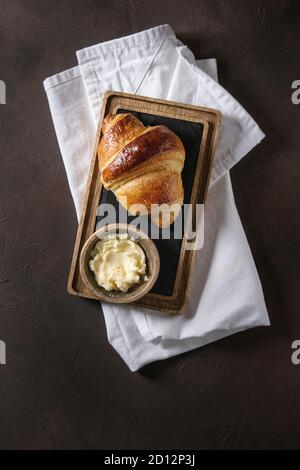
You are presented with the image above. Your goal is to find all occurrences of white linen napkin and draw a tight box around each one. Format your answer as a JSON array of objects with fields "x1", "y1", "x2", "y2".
[{"x1": 44, "y1": 25, "x2": 270, "y2": 371}]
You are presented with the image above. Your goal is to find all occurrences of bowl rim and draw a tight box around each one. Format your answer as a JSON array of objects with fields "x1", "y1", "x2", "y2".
[{"x1": 79, "y1": 223, "x2": 160, "y2": 303}]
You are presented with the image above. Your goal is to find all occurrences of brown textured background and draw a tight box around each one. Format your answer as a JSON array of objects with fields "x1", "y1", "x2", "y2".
[{"x1": 0, "y1": 0, "x2": 299, "y2": 450}]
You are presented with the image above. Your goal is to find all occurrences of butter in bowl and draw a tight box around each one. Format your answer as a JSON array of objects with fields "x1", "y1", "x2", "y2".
[{"x1": 79, "y1": 224, "x2": 160, "y2": 303}]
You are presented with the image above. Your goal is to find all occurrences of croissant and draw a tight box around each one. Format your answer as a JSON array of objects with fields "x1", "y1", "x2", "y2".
[{"x1": 98, "y1": 113, "x2": 185, "y2": 227}]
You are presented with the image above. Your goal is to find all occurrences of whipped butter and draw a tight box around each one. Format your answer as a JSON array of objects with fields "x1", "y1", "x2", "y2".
[{"x1": 89, "y1": 234, "x2": 147, "y2": 292}]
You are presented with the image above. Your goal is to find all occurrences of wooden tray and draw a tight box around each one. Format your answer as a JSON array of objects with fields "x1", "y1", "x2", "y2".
[{"x1": 68, "y1": 91, "x2": 221, "y2": 314}]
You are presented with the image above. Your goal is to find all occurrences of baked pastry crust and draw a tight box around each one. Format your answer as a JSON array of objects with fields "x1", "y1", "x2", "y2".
[{"x1": 98, "y1": 113, "x2": 186, "y2": 227}]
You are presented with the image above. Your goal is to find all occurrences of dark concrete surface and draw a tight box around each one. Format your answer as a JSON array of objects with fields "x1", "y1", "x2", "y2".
[{"x1": 0, "y1": 0, "x2": 299, "y2": 450}]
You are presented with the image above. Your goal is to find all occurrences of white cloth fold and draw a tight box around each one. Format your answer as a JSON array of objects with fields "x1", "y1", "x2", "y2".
[{"x1": 44, "y1": 25, "x2": 270, "y2": 371}]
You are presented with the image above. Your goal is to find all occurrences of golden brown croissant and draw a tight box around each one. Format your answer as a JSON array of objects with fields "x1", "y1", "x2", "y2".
[{"x1": 98, "y1": 113, "x2": 185, "y2": 227}]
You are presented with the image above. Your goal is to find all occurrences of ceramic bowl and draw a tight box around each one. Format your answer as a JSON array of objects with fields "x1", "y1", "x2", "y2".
[{"x1": 79, "y1": 223, "x2": 160, "y2": 303}]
